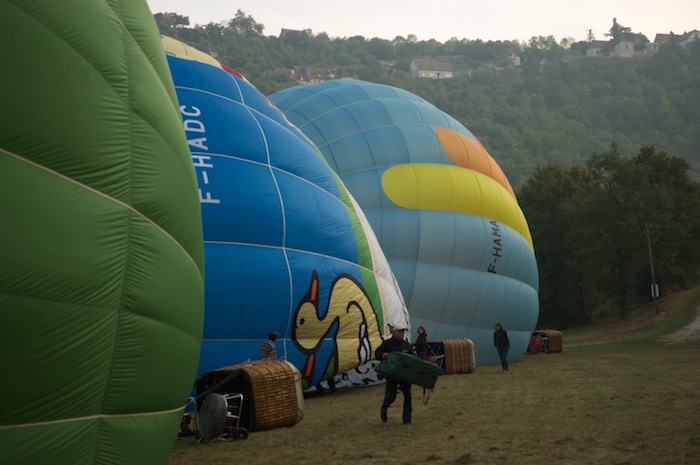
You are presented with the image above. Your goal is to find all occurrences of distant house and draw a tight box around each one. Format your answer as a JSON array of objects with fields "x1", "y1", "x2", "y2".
[
  {"x1": 586, "y1": 31, "x2": 656, "y2": 58},
  {"x1": 264, "y1": 66, "x2": 353, "y2": 84},
  {"x1": 508, "y1": 51, "x2": 521, "y2": 67},
  {"x1": 652, "y1": 30, "x2": 699, "y2": 50},
  {"x1": 410, "y1": 58, "x2": 453, "y2": 79},
  {"x1": 679, "y1": 30, "x2": 700, "y2": 49},
  {"x1": 266, "y1": 67, "x2": 296, "y2": 80},
  {"x1": 279, "y1": 28, "x2": 311, "y2": 39},
  {"x1": 613, "y1": 40, "x2": 635, "y2": 57},
  {"x1": 586, "y1": 40, "x2": 610, "y2": 57},
  {"x1": 295, "y1": 66, "x2": 327, "y2": 84},
  {"x1": 654, "y1": 33, "x2": 674, "y2": 45},
  {"x1": 294, "y1": 66, "x2": 353, "y2": 83}
]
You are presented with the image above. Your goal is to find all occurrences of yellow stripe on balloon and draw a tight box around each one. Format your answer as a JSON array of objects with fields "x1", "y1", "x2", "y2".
[
  {"x1": 382, "y1": 164, "x2": 533, "y2": 248},
  {"x1": 161, "y1": 36, "x2": 223, "y2": 68},
  {"x1": 436, "y1": 127, "x2": 516, "y2": 200}
]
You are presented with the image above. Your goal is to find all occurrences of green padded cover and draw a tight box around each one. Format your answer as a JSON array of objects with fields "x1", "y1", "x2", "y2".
[{"x1": 377, "y1": 352, "x2": 441, "y2": 389}]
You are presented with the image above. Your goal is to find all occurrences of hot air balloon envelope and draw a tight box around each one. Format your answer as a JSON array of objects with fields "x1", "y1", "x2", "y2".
[
  {"x1": 270, "y1": 80, "x2": 539, "y2": 365},
  {"x1": 0, "y1": 2, "x2": 204, "y2": 464},
  {"x1": 164, "y1": 39, "x2": 408, "y2": 389}
]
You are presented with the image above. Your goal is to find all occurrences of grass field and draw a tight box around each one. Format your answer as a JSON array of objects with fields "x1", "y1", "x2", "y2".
[{"x1": 169, "y1": 286, "x2": 700, "y2": 465}]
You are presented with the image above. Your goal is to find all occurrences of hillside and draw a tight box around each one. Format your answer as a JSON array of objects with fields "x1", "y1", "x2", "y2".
[
  {"x1": 155, "y1": 13, "x2": 700, "y2": 188},
  {"x1": 563, "y1": 283, "x2": 700, "y2": 347}
]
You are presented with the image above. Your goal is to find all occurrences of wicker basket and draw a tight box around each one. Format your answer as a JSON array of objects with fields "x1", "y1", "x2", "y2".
[
  {"x1": 443, "y1": 339, "x2": 476, "y2": 374},
  {"x1": 216, "y1": 360, "x2": 304, "y2": 431},
  {"x1": 542, "y1": 330, "x2": 563, "y2": 353}
]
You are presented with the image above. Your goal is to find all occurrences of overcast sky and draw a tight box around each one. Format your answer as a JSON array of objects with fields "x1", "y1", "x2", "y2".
[{"x1": 146, "y1": 0, "x2": 698, "y2": 43}]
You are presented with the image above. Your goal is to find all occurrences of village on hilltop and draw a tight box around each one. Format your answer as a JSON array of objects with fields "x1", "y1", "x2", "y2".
[{"x1": 267, "y1": 18, "x2": 699, "y2": 84}]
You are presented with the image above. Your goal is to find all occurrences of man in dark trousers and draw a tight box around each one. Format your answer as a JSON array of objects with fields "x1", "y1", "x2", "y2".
[{"x1": 375, "y1": 322, "x2": 414, "y2": 424}]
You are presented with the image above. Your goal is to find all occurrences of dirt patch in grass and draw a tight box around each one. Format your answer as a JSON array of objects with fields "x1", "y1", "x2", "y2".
[
  {"x1": 563, "y1": 285, "x2": 700, "y2": 347},
  {"x1": 657, "y1": 300, "x2": 700, "y2": 344}
]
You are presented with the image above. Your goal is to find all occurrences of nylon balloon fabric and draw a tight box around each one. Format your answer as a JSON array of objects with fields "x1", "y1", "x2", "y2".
[
  {"x1": 270, "y1": 80, "x2": 539, "y2": 366},
  {"x1": 0, "y1": 1, "x2": 204, "y2": 464},
  {"x1": 163, "y1": 39, "x2": 408, "y2": 389}
]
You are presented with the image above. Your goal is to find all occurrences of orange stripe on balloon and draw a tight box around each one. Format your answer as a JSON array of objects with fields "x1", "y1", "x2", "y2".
[
  {"x1": 436, "y1": 127, "x2": 516, "y2": 200},
  {"x1": 311, "y1": 276, "x2": 318, "y2": 300}
]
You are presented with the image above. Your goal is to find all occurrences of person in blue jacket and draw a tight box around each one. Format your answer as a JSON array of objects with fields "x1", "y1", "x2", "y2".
[{"x1": 375, "y1": 323, "x2": 414, "y2": 424}]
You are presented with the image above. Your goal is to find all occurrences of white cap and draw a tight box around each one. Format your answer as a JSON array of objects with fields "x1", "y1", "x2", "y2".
[{"x1": 392, "y1": 322, "x2": 408, "y2": 331}]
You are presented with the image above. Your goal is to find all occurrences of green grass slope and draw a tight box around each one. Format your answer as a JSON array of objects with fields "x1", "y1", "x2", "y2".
[{"x1": 170, "y1": 285, "x2": 700, "y2": 465}]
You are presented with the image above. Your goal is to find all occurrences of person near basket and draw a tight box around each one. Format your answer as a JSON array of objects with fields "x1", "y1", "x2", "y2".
[
  {"x1": 259, "y1": 331, "x2": 278, "y2": 360},
  {"x1": 415, "y1": 326, "x2": 428, "y2": 360},
  {"x1": 493, "y1": 323, "x2": 510, "y2": 372},
  {"x1": 375, "y1": 322, "x2": 414, "y2": 424}
]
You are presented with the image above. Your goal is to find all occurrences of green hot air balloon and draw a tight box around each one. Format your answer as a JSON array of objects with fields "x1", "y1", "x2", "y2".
[{"x1": 0, "y1": 1, "x2": 204, "y2": 464}]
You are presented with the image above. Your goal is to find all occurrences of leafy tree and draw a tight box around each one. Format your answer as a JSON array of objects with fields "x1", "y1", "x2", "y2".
[
  {"x1": 585, "y1": 145, "x2": 650, "y2": 319},
  {"x1": 367, "y1": 38, "x2": 394, "y2": 60},
  {"x1": 519, "y1": 164, "x2": 599, "y2": 327},
  {"x1": 153, "y1": 12, "x2": 190, "y2": 34},
  {"x1": 228, "y1": 9, "x2": 263, "y2": 36},
  {"x1": 605, "y1": 18, "x2": 631, "y2": 42},
  {"x1": 631, "y1": 147, "x2": 700, "y2": 288},
  {"x1": 520, "y1": 145, "x2": 700, "y2": 326}
]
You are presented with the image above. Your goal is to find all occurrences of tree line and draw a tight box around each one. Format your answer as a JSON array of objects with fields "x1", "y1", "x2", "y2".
[
  {"x1": 155, "y1": 11, "x2": 700, "y2": 327},
  {"x1": 155, "y1": 11, "x2": 700, "y2": 188},
  {"x1": 519, "y1": 145, "x2": 700, "y2": 327}
]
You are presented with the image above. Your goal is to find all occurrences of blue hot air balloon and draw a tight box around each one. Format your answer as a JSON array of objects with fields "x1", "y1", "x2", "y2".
[
  {"x1": 163, "y1": 39, "x2": 408, "y2": 388},
  {"x1": 270, "y1": 80, "x2": 539, "y2": 366}
]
